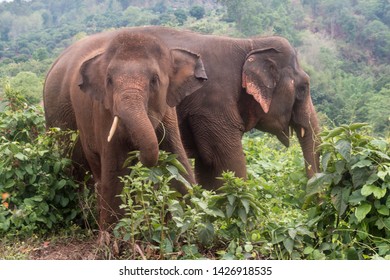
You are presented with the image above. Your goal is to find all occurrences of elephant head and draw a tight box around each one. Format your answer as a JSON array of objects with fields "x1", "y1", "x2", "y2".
[
  {"x1": 78, "y1": 32, "x2": 207, "y2": 167},
  {"x1": 242, "y1": 38, "x2": 320, "y2": 177}
]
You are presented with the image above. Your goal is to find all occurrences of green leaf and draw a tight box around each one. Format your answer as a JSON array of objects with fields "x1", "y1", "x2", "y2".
[
  {"x1": 355, "y1": 203, "x2": 372, "y2": 222},
  {"x1": 378, "y1": 167, "x2": 390, "y2": 181},
  {"x1": 384, "y1": 217, "x2": 390, "y2": 229},
  {"x1": 349, "y1": 123, "x2": 369, "y2": 131},
  {"x1": 169, "y1": 158, "x2": 187, "y2": 174},
  {"x1": 335, "y1": 160, "x2": 346, "y2": 175},
  {"x1": 306, "y1": 173, "x2": 333, "y2": 196},
  {"x1": 377, "y1": 205, "x2": 389, "y2": 216},
  {"x1": 241, "y1": 198, "x2": 250, "y2": 214},
  {"x1": 123, "y1": 232, "x2": 131, "y2": 241},
  {"x1": 331, "y1": 186, "x2": 350, "y2": 216},
  {"x1": 303, "y1": 246, "x2": 315, "y2": 255},
  {"x1": 226, "y1": 203, "x2": 235, "y2": 218},
  {"x1": 204, "y1": 208, "x2": 225, "y2": 218},
  {"x1": 361, "y1": 185, "x2": 386, "y2": 199},
  {"x1": 56, "y1": 179, "x2": 67, "y2": 189},
  {"x1": 361, "y1": 184, "x2": 375, "y2": 196},
  {"x1": 377, "y1": 243, "x2": 390, "y2": 256},
  {"x1": 60, "y1": 196, "x2": 69, "y2": 207},
  {"x1": 349, "y1": 190, "x2": 366, "y2": 205},
  {"x1": 346, "y1": 247, "x2": 359, "y2": 260},
  {"x1": 53, "y1": 161, "x2": 61, "y2": 174},
  {"x1": 166, "y1": 165, "x2": 179, "y2": 177},
  {"x1": 335, "y1": 140, "x2": 351, "y2": 161},
  {"x1": 296, "y1": 226, "x2": 315, "y2": 238},
  {"x1": 375, "y1": 218, "x2": 386, "y2": 230},
  {"x1": 323, "y1": 127, "x2": 345, "y2": 140},
  {"x1": 351, "y1": 160, "x2": 372, "y2": 169},
  {"x1": 283, "y1": 237, "x2": 294, "y2": 255},
  {"x1": 198, "y1": 222, "x2": 214, "y2": 246},
  {"x1": 238, "y1": 208, "x2": 247, "y2": 223},
  {"x1": 227, "y1": 195, "x2": 236, "y2": 206},
  {"x1": 370, "y1": 139, "x2": 388, "y2": 152},
  {"x1": 386, "y1": 196, "x2": 390, "y2": 209},
  {"x1": 288, "y1": 228, "x2": 297, "y2": 240},
  {"x1": 352, "y1": 168, "x2": 372, "y2": 188},
  {"x1": 15, "y1": 169, "x2": 25, "y2": 179},
  {"x1": 244, "y1": 242, "x2": 253, "y2": 253},
  {"x1": 321, "y1": 152, "x2": 332, "y2": 172},
  {"x1": 271, "y1": 228, "x2": 287, "y2": 244},
  {"x1": 25, "y1": 164, "x2": 34, "y2": 175},
  {"x1": 14, "y1": 152, "x2": 28, "y2": 161}
]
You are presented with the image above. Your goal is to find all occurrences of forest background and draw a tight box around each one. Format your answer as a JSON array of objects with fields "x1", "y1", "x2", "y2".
[{"x1": 1, "y1": 0, "x2": 390, "y2": 260}]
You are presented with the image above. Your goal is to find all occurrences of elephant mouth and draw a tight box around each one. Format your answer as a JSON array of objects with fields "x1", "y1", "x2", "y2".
[
  {"x1": 276, "y1": 125, "x2": 307, "y2": 148},
  {"x1": 277, "y1": 127, "x2": 290, "y2": 148}
]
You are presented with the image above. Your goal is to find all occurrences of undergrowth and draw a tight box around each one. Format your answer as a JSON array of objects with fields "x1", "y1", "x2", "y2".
[{"x1": 0, "y1": 85, "x2": 91, "y2": 238}]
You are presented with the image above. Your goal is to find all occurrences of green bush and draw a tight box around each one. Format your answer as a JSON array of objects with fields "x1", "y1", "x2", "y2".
[
  {"x1": 305, "y1": 123, "x2": 390, "y2": 259},
  {"x1": 114, "y1": 150, "x2": 267, "y2": 260},
  {"x1": 0, "y1": 86, "x2": 81, "y2": 237}
]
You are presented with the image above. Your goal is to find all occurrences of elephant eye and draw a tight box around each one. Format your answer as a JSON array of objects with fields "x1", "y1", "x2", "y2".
[
  {"x1": 106, "y1": 75, "x2": 113, "y2": 86},
  {"x1": 150, "y1": 74, "x2": 160, "y2": 88},
  {"x1": 296, "y1": 82, "x2": 308, "y2": 100}
]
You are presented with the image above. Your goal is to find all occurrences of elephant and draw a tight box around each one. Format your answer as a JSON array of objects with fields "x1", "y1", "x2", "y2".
[
  {"x1": 43, "y1": 30, "x2": 207, "y2": 232},
  {"x1": 134, "y1": 26, "x2": 321, "y2": 189}
]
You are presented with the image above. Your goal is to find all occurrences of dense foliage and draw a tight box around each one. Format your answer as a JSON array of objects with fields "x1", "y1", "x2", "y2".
[
  {"x1": 0, "y1": 86, "x2": 82, "y2": 237},
  {"x1": 113, "y1": 125, "x2": 390, "y2": 260},
  {"x1": 306, "y1": 124, "x2": 390, "y2": 259}
]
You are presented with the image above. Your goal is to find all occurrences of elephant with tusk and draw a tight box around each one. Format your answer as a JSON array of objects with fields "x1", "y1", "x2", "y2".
[
  {"x1": 43, "y1": 30, "x2": 208, "y2": 234},
  {"x1": 135, "y1": 26, "x2": 321, "y2": 189}
]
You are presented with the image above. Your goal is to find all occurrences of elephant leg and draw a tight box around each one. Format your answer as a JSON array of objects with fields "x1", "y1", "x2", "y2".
[
  {"x1": 157, "y1": 108, "x2": 195, "y2": 194},
  {"x1": 71, "y1": 139, "x2": 93, "y2": 184},
  {"x1": 187, "y1": 115, "x2": 247, "y2": 189},
  {"x1": 193, "y1": 141, "x2": 247, "y2": 189},
  {"x1": 98, "y1": 150, "x2": 127, "y2": 232}
]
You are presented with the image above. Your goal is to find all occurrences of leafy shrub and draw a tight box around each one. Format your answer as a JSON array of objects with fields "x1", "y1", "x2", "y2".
[
  {"x1": 114, "y1": 150, "x2": 267, "y2": 260},
  {"x1": 0, "y1": 86, "x2": 81, "y2": 237},
  {"x1": 305, "y1": 123, "x2": 390, "y2": 259}
]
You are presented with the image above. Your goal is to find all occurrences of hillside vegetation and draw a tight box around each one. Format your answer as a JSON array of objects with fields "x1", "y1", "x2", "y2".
[{"x1": 0, "y1": 0, "x2": 390, "y2": 260}]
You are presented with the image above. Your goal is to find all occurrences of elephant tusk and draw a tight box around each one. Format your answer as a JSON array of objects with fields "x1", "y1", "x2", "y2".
[
  {"x1": 107, "y1": 116, "x2": 119, "y2": 142},
  {"x1": 301, "y1": 127, "x2": 306, "y2": 138}
]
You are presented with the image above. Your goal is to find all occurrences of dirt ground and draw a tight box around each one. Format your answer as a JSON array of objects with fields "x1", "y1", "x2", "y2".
[
  {"x1": 29, "y1": 236, "x2": 100, "y2": 260},
  {"x1": 0, "y1": 234, "x2": 106, "y2": 260}
]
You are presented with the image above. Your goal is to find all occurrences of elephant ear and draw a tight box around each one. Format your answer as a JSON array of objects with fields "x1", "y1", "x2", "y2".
[
  {"x1": 167, "y1": 48, "x2": 208, "y2": 107},
  {"x1": 78, "y1": 50, "x2": 108, "y2": 107},
  {"x1": 242, "y1": 48, "x2": 280, "y2": 113}
]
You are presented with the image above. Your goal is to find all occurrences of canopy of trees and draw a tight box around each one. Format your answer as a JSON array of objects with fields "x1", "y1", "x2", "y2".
[{"x1": 0, "y1": 0, "x2": 389, "y2": 136}]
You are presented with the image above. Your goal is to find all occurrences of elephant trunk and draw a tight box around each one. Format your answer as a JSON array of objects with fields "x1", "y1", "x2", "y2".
[
  {"x1": 293, "y1": 98, "x2": 320, "y2": 178},
  {"x1": 113, "y1": 93, "x2": 159, "y2": 167}
]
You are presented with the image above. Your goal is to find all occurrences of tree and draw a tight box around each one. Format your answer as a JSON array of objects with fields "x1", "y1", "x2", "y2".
[
  {"x1": 189, "y1": 6, "x2": 205, "y2": 20},
  {"x1": 0, "y1": 11, "x2": 13, "y2": 41},
  {"x1": 174, "y1": 9, "x2": 187, "y2": 25},
  {"x1": 366, "y1": 86, "x2": 390, "y2": 135},
  {"x1": 217, "y1": 0, "x2": 296, "y2": 37},
  {"x1": 362, "y1": 20, "x2": 390, "y2": 61},
  {"x1": 32, "y1": 48, "x2": 49, "y2": 61},
  {"x1": 10, "y1": 72, "x2": 43, "y2": 104}
]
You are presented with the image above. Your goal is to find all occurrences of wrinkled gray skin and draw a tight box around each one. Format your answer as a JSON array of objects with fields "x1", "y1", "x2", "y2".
[
  {"x1": 138, "y1": 26, "x2": 320, "y2": 189},
  {"x1": 43, "y1": 30, "x2": 207, "y2": 232}
]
